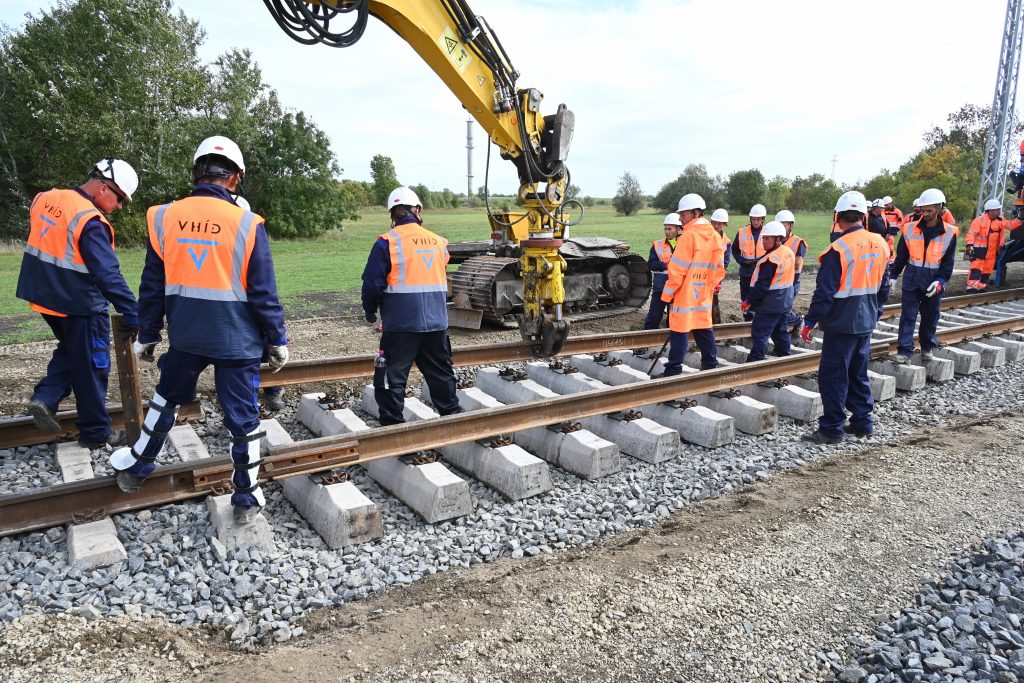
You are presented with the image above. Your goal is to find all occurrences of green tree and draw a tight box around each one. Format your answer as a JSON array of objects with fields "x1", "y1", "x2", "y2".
[
  {"x1": 788, "y1": 173, "x2": 840, "y2": 211},
  {"x1": 613, "y1": 171, "x2": 644, "y2": 216},
  {"x1": 566, "y1": 183, "x2": 581, "y2": 201},
  {"x1": 370, "y1": 154, "x2": 400, "y2": 205},
  {"x1": 862, "y1": 170, "x2": 898, "y2": 203},
  {"x1": 411, "y1": 183, "x2": 434, "y2": 209},
  {"x1": 652, "y1": 164, "x2": 724, "y2": 213},
  {"x1": 725, "y1": 169, "x2": 766, "y2": 213},
  {"x1": 763, "y1": 175, "x2": 791, "y2": 214}
]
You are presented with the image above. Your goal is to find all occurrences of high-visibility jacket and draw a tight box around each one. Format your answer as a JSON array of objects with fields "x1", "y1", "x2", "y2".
[
  {"x1": 718, "y1": 231, "x2": 732, "y2": 270},
  {"x1": 16, "y1": 188, "x2": 114, "y2": 316},
  {"x1": 941, "y1": 208, "x2": 955, "y2": 225},
  {"x1": 379, "y1": 222, "x2": 450, "y2": 332},
  {"x1": 812, "y1": 227, "x2": 890, "y2": 335},
  {"x1": 147, "y1": 196, "x2": 264, "y2": 358},
  {"x1": 966, "y1": 214, "x2": 1007, "y2": 265},
  {"x1": 882, "y1": 207, "x2": 903, "y2": 229},
  {"x1": 782, "y1": 234, "x2": 807, "y2": 275},
  {"x1": 749, "y1": 245, "x2": 796, "y2": 314},
  {"x1": 661, "y1": 217, "x2": 725, "y2": 333},
  {"x1": 734, "y1": 224, "x2": 764, "y2": 268},
  {"x1": 898, "y1": 220, "x2": 959, "y2": 290},
  {"x1": 648, "y1": 238, "x2": 675, "y2": 291}
]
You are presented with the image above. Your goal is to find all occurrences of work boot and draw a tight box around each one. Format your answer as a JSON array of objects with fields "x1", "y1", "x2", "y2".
[
  {"x1": 79, "y1": 429, "x2": 127, "y2": 450},
  {"x1": 27, "y1": 399, "x2": 62, "y2": 433},
  {"x1": 115, "y1": 469, "x2": 146, "y2": 493},
  {"x1": 802, "y1": 430, "x2": 843, "y2": 444},
  {"x1": 921, "y1": 350, "x2": 935, "y2": 362},
  {"x1": 843, "y1": 423, "x2": 873, "y2": 437},
  {"x1": 233, "y1": 505, "x2": 262, "y2": 526},
  {"x1": 263, "y1": 391, "x2": 285, "y2": 413},
  {"x1": 890, "y1": 354, "x2": 910, "y2": 365}
]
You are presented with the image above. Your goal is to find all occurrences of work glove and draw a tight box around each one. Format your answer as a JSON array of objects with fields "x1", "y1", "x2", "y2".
[
  {"x1": 925, "y1": 281, "x2": 943, "y2": 298},
  {"x1": 965, "y1": 245, "x2": 975, "y2": 260},
  {"x1": 888, "y1": 278, "x2": 898, "y2": 289},
  {"x1": 133, "y1": 340, "x2": 157, "y2": 363},
  {"x1": 800, "y1": 324, "x2": 814, "y2": 344},
  {"x1": 740, "y1": 300, "x2": 751, "y2": 314},
  {"x1": 268, "y1": 344, "x2": 289, "y2": 372},
  {"x1": 714, "y1": 283, "x2": 722, "y2": 294}
]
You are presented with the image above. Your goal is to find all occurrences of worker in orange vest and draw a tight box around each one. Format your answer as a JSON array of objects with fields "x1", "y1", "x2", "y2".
[
  {"x1": 362, "y1": 186, "x2": 463, "y2": 426},
  {"x1": 801, "y1": 191, "x2": 890, "y2": 444},
  {"x1": 731, "y1": 204, "x2": 767, "y2": 320},
  {"x1": 965, "y1": 199, "x2": 1008, "y2": 291},
  {"x1": 775, "y1": 209, "x2": 806, "y2": 333},
  {"x1": 741, "y1": 221, "x2": 795, "y2": 361},
  {"x1": 709, "y1": 208, "x2": 731, "y2": 324},
  {"x1": 17, "y1": 158, "x2": 140, "y2": 448},
  {"x1": 109, "y1": 136, "x2": 289, "y2": 526},
  {"x1": 644, "y1": 213, "x2": 683, "y2": 329},
  {"x1": 890, "y1": 188, "x2": 958, "y2": 363},
  {"x1": 659, "y1": 193, "x2": 725, "y2": 375}
]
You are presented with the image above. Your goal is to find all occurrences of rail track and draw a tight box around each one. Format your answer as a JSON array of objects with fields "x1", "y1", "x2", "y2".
[{"x1": 2, "y1": 289, "x2": 1024, "y2": 542}]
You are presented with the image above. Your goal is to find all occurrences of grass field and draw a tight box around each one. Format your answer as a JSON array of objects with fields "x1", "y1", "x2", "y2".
[{"x1": 0, "y1": 205, "x2": 839, "y2": 344}]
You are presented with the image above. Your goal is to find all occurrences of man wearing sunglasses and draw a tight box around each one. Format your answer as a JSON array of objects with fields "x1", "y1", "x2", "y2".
[{"x1": 17, "y1": 158, "x2": 140, "y2": 449}]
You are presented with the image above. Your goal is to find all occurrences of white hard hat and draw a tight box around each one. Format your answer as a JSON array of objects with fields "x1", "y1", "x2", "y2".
[
  {"x1": 774, "y1": 209, "x2": 795, "y2": 223},
  {"x1": 663, "y1": 213, "x2": 683, "y2": 227},
  {"x1": 233, "y1": 195, "x2": 251, "y2": 211},
  {"x1": 761, "y1": 221, "x2": 787, "y2": 238},
  {"x1": 834, "y1": 190, "x2": 869, "y2": 214},
  {"x1": 387, "y1": 186, "x2": 422, "y2": 209},
  {"x1": 882, "y1": 195, "x2": 893, "y2": 205},
  {"x1": 912, "y1": 198, "x2": 920, "y2": 208},
  {"x1": 710, "y1": 208, "x2": 729, "y2": 223},
  {"x1": 676, "y1": 193, "x2": 707, "y2": 211},
  {"x1": 984, "y1": 199, "x2": 1002, "y2": 212},
  {"x1": 749, "y1": 204, "x2": 767, "y2": 218},
  {"x1": 870, "y1": 199, "x2": 883, "y2": 208},
  {"x1": 918, "y1": 188, "x2": 946, "y2": 206},
  {"x1": 193, "y1": 135, "x2": 246, "y2": 173},
  {"x1": 92, "y1": 158, "x2": 139, "y2": 200}
]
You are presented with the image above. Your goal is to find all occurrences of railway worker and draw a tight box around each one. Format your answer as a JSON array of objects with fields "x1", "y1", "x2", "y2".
[
  {"x1": 889, "y1": 187, "x2": 957, "y2": 364},
  {"x1": 643, "y1": 213, "x2": 683, "y2": 329},
  {"x1": 361, "y1": 186, "x2": 463, "y2": 426},
  {"x1": 659, "y1": 193, "x2": 724, "y2": 375},
  {"x1": 17, "y1": 158, "x2": 140, "y2": 448},
  {"x1": 901, "y1": 198, "x2": 921, "y2": 227},
  {"x1": 882, "y1": 196, "x2": 903, "y2": 228},
  {"x1": 741, "y1": 221, "x2": 795, "y2": 361},
  {"x1": 965, "y1": 199, "x2": 1008, "y2": 292},
  {"x1": 731, "y1": 203, "x2": 768, "y2": 321},
  {"x1": 775, "y1": 209, "x2": 806, "y2": 333},
  {"x1": 800, "y1": 191, "x2": 890, "y2": 444},
  {"x1": 108, "y1": 136, "x2": 289, "y2": 526},
  {"x1": 710, "y1": 208, "x2": 731, "y2": 324}
]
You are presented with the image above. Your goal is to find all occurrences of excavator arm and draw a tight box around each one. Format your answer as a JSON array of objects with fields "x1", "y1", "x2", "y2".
[{"x1": 262, "y1": 0, "x2": 575, "y2": 355}]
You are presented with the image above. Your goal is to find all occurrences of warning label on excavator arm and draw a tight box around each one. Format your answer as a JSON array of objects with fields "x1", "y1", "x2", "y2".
[{"x1": 439, "y1": 26, "x2": 473, "y2": 73}]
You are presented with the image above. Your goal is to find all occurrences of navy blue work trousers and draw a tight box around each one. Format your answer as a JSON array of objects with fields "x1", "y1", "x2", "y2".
[
  {"x1": 644, "y1": 286, "x2": 668, "y2": 330},
  {"x1": 818, "y1": 332, "x2": 873, "y2": 437},
  {"x1": 375, "y1": 330, "x2": 463, "y2": 426},
  {"x1": 738, "y1": 266, "x2": 755, "y2": 321},
  {"x1": 746, "y1": 310, "x2": 791, "y2": 362},
  {"x1": 663, "y1": 328, "x2": 718, "y2": 376},
  {"x1": 898, "y1": 288, "x2": 942, "y2": 356},
  {"x1": 32, "y1": 312, "x2": 111, "y2": 443}
]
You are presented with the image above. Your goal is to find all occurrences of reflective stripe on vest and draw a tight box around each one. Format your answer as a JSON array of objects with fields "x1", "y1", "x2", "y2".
[
  {"x1": 750, "y1": 246, "x2": 796, "y2": 290},
  {"x1": 782, "y1": 234, "x2": 805, "y2": 271},
  {"x1": 149, "y1": 197, "x2": 260, "y2": 302},
  {"x1": 901, "y1": 221, "x2": 957, "y2": 270},
  {"x1": 652, "y1": 239, "x2": 673, "y2": 265},
  {"x1": 25, "y1": 189, "x2": 111, "y2": 275},
  {"x1": 822, "y1": 230, "x2": 888, "y2": 299},
  {"x1": 736, "y1": 225, "x2": 762, "y2": 260},
  {"x1": 381, "y1": 225, "x2": 449, "y2": 294},
  {"x1": 670, "y1": 302, "x2": 713, "y2": 315}
]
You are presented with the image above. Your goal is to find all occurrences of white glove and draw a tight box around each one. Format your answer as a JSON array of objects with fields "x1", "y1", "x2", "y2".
[
  {"x1": 925, "y1": 280, "x2": 943, "y2": 298},
  {"x1": 268, "y1": 345, "x2": 289, "y2": 372},
  {"x1": 888, "y1": 278, "x2": 897, "y2": 288},
  {"x1": 133, "y1": 340, "x2": 156, "y2": 362}
]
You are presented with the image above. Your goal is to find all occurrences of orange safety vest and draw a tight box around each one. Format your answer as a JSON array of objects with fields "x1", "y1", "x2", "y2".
[
  {"x1": 651, "y1": 239, "x2": 673, "y2": 266},
  {"x1": 751, "y1": 244, "x2": 796, "y2": 290},
  {"x1": 661, "y1": 217, "x2": 725, "y2": 333},
  {"x1": 882, "y1": 207, "x2": 903, "y2": 229},
  {"x1": 782, "y1": 234, "x2": 806, "y2": 273},
  {"x1": 821, "y1": 230, "x2": 889, "y2": 299},
  {"x1": 735, "y1": 224, "x2": 763, "y2": 262},
  {"x1": 941, "y1": 208, "x2": 955, "y2": 225},
  {"x1": 966, "y1": 214, "x2": 1007, "y2": 262},
  {"x1": 380, "y1": 224, "x2": 449, "y2": 293},
  {"x1": 900, "y1": 220, "x2": 959, "y2": 271},
  {"x1": 148, "y1": 197, "x2": 260, "y2": 302},
  {"x1": 23, "y1": 189, "x2": 115, "y2": 316}
]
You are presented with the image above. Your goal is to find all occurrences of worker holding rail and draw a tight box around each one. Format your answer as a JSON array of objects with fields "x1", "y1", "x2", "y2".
[
  {"x1": 658, "y1": 193, "x2": 724, "y2": 375},
  {"x1": 109, "y1": 136, "x2": 289, "y2": 526},
  {"x1": 644, "y1": 213, "x2": 683, "y2": 329},
  {"x1": 801, "y1": 191, "x2": 890, "y2": 444}
]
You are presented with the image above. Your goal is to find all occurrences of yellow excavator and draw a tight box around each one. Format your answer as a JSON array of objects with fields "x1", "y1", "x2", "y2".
[{"x1": 262, "y1": 0, "x2": 648, "y2": 356}]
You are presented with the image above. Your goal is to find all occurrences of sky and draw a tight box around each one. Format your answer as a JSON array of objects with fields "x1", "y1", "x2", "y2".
[{"x1": 0, "y1": 0, "x2": 1015, "y2": 197}]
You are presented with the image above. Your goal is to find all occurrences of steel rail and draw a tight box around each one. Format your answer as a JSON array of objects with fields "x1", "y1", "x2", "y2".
[
  {"x1": 2, "y1": 314, "x2": 1023, "y2": 538},
  {"x1": 259, "y1": 288, "x2": 1024, "y2": 387}
]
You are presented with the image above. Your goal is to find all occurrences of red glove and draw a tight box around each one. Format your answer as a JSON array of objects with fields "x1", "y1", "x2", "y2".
[
  {"x1": 714, "y1": 283, "x2": 722, "y2": 294},
  {"x1": 739, "y1": 300, "x2": 751, "y2": 314},
  {"x1": 800, "y1": 324, "x2": 814, "y2": 344}
]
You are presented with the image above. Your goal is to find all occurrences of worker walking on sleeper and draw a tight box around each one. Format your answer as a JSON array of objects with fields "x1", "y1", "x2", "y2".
[
  {"x1": 109, "y1": 136, "x2": 289, "y2": 526},
  {"x1": 801, "y1": 191, "x2": 890, "y2": 444}
]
